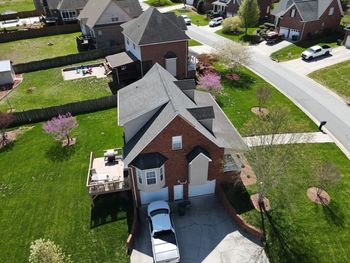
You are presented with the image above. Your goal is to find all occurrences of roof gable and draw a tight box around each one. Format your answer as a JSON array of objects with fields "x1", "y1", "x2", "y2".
[{"x1": 121, "y1": 7, "x2": 189, "y2": 45}]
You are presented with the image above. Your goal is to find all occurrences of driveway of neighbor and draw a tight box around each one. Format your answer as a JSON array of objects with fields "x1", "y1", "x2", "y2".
[
  {"x1": 252, "y1": 40, "x2": 291, "y2": 56},
  {"x1": 131, "y1": 195, "x2": 268, "y2": 263},
  {"x1": 281, "y1": 46, "x2": 350, "y2": 75}
]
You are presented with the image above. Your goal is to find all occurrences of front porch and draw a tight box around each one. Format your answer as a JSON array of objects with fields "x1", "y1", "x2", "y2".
[{"x1": 86, "y1": 150, "x2": 131, "y2": 202}]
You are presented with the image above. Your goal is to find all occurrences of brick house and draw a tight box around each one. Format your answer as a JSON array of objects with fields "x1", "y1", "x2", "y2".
[
  {"x1": 76, "y1": 0, "x2": 142, "y2": 50},
  {"x1": 211, "y1": 0, "x2": 273, "y2": 19},
  {"x1": 105, "y1": 7, "x2": 196, "y2": 86},
  {"x1": 271, "y1": 0, "x2": 343, "y2": 41},
  {"x1": 118, "y1": 63, "x2": 248, "y2": 206},
  {"x1": 41, "y1": 0, "x2": 88, "y2": 24}
]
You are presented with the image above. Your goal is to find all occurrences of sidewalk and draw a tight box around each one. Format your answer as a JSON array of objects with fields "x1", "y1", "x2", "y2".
[{"x1": 243, "y1": 132, "x2": 333, "y2": 147}]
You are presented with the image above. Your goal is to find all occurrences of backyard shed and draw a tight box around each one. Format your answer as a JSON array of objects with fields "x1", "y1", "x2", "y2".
[{"x1": 0, "y1": 60, "x2": 15, "y2": 86}]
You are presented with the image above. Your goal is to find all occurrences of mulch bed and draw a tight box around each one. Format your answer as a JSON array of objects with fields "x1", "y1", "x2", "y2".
[
  {"x1": 250, "y1": 193, "x2": 271, "y2": 212},
  {"x1": 251, "y1": 107, "x2": 269, "y2": 116},
  {"x1": 0, "y1": 74, "x2": 23, "y2": 101},
  {"x1": 306, "y1": 187, "x2": 331, "y2": 205},
  {"x1": 0, "y1": 126, "x2": 33, "y2": 150},
  {"x1": 240, "y1": 159, "x2": 257, "y2": 186}
]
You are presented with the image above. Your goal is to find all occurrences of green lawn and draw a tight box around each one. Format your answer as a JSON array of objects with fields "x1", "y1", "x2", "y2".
[
  {"x1": 188, "y1": 38, "x2": 202, "y2": 46},
  {"x1": 270, "y1": 34, "x2": 342, "y2": 62},
  {"x1": 227, "y1": 143, "x2": 350, "y2": 263},
  {"x1": 0, "y1": 32, "x2": 80, "y2": 64},
  {"x1": 0, "y1": 109, "x2": 132, "y2": 262},
  {"x1": 0, "y1": 62, "x2": 111, "y2": 112},
  {"x1": 308, "y1": 60, "x2": 350, "y2": 99},
  {"x1": 216, "y1": 64, "x2": 317, "y2": 135},
  {"x1": 216, "y1": 27, "x2": 258, "y2": 44},
  {"x1": 0, "y1": 0, "x2": 34, "y2": 13},
  {"x1": 145, "y1": 0, "x2": 176, "y2": 7},
  {"x1": 175, "y1": 8, "x2": 209, "y2": 26}
]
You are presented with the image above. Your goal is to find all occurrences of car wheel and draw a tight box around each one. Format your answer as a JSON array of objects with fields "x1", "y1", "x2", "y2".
[
  {"x1": 325, "y1": 51, "x2": 329, "y2": 56},
  {"x1": 308, "y1": 56, "x2": 313, "y2": 61}
]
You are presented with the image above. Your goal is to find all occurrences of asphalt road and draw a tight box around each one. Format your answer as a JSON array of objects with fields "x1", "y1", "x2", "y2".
[{"x1": 187, "y1": 25, "x2": 350, "y2": 158}]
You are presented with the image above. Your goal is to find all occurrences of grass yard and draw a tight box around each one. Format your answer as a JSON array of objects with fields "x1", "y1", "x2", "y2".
[
  {"x1": 145, "y1": 0, "x2": 176, "y2": 7},
  {"x1": 188, "y1": 38, "x2": 202, "y2": 46},
  {"x1": 0, "y1": 109, "x2": 132, "y2": 262},
  {"x1": 0, "y1": 32, "x2": 80, "y2": 64},
  {"x1": 215, "y1": 64, "x2": 317, "y2": 135},
  {"x1": 227, "y1": 143, "x2": 350, "y2": 263},
  {"x1": 270, "y1": 34, "x2": 342, "y2": 62},
  {"x1": 175, "y1": 8, "x2": 209, "y2": 26},
  {"x1": 308, "y1": 60, "x2": 350, "y2": 99},
  {"x1": 0, "y1": 0, "x2": 34, "y2": 13},
  {"x1": 0, "y1": 62, "x2": 111, "y2": 112},
  {"x1": 216, "y1": 27, "x2": 258, "y2": 44}
]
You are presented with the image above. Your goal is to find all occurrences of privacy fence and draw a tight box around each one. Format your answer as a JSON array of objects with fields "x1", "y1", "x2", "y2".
[
  {"x1": 10, "y1": 95, "x2": 117, "y2": 127},
  {"x1": 0, "y1": 24, "x2": 80, "y2": 43},
  {"x1": 13, "y1": 45, "x2": 123, "y2": 73}
]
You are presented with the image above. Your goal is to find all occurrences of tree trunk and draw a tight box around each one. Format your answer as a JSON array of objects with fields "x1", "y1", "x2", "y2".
[{"x1": 66, "y1": 135, "x2": 70, "y2": 146}]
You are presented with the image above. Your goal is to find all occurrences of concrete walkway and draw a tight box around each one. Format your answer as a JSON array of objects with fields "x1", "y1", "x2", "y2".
[
  {"x1": 281, "y1": 46, "x2": 350, "y2": 75},
  {"x1": 243, "y1": 132, "x2": 333, "y2": 147}
]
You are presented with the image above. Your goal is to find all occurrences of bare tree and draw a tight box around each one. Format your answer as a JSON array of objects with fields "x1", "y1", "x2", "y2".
[
  {"x1": 256, "y1": 87, "x2": 272, "y2": 113},
  {"x1": 214, "y1": 42, "x2": 251, "y2": 72},
  {"x1": 314, "y1": 161, "x2": 340, "y2": 204},
  {"x1": 244, "y1": 106, "x2": 308, "y2": 238},
  {"x1": 0, "y1": 112, "x2": 14, "y2": 147}
]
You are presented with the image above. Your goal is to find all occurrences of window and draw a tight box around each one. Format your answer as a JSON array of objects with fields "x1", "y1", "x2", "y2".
[
  {"x1": 61, "y1": 10, "x2": 77, "y2": 21},
  {"x1": 133, "y1": 43, "x2": 135, "y2": 49},
  {"x1": 111, "y1": 17, "x2": 119, "y2": 22},
  {"x1": 328, "y1": 7, "x2": 334, "y2": 16},
  {"x1": 137, "y1": 169, "x2": 142, "y2": 184},
  {"x1": 98, "y1": 30, "x2": 102, "y2": 36},
  {"x1": 291, "y1": 9, "x2": 296, "y2": 17},
  {"x1": 172, "y1": 136, "x2": 182, "y2": 150},
  {"x1": 266, "y1": 5, "x2": 270, "y2": 14},
  {"x1": 160, "y1": 167, "x2": 164, "y2": 181},
  {"x1": 146, "y1": 171, "x2": 156, "y2": 185}
]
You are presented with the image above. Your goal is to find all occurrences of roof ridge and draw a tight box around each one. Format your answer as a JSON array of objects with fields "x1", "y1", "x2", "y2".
[{"x1": 155, "y1": 64, "x2": 178, "y2": 113}]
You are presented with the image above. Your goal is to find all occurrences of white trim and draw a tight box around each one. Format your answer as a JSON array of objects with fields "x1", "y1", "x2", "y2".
[
  {"x1": 189, "y1": 152, "x2": 212, "y2": 165},
  {"x1": 122, "y1": 33, "x2": 188, "y2": 47},
  {"x1": 336, "y1": 0, "x2": 344, "y2": 15}
]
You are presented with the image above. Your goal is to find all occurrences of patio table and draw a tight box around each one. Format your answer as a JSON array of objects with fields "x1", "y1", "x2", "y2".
[{"x1": 91, "y1": 173, "x2": 110, "y2": 182}]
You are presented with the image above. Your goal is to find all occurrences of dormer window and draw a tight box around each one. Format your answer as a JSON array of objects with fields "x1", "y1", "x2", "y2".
[
  {"x1": 111, "y1": 17, "x2": 119, "y2": 22},
  {"x1": 291, "y1": 9, "x2": 296, "y2": 17},
  {"x1": 172, "y1": 136, "x2": 182, "y2": 150}
]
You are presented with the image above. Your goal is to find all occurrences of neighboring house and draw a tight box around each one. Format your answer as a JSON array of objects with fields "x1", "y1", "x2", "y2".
[
  {"x1": 0, "y1": 60, "x2": 15, "y2": 86},
  {"x1": 77, "y1": 0, "x2": 142, "y2": 50},
  {"x1": 118, "y1": 63, "x2": 248, "y2": 206},
  {"x1": 345, "y1": 25, "x2": 350, "y2": 48},
  {"x1": 42, "y1": 0, "x2": 88, "y2": 24},
  {"x1": 271, "y1": 0, "x2": 343, "y2": 41},
  {"x1": 210, "y1": 0, "x2": 273, "y2": 19},
  {"x1": 105, "y1": 7, "x2": 195, "y2": 86}
]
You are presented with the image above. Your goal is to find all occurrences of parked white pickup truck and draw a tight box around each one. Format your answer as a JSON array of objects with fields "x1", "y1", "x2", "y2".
[
  {"x1": 147, "y1": 201, "x2": 180, "y2": 263},
  {"x1": 301, "y1": 45, "x2": 332, "y2": 60}
]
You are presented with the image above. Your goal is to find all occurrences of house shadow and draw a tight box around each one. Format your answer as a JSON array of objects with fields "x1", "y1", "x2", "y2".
[
  {"x1": 90, "y1": 191, "x2": 133, "y2": 229},
  {"x1": 45, "y1": 143, "x2": 77, "y2": 162},
  {"x1": 264, "y1": 210, "x2": 317, "y2": 263},
  {"x1": 221, "y1": 182, "x2": 255, "y2": 214}
]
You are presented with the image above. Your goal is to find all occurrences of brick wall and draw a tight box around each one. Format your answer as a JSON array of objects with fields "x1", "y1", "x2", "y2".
[
  {"x1": 140, "y1": 40, "x2": 188, "y2": 79},
  {"x1": 278, "y1": 6, "x2": 304, "y2": 33},
  {"x1": 134, "y1": 115, "x2": 225, "y2": 203},
  {"x1": 258, "y1": 0, "x2": 273, "y2": 18}
]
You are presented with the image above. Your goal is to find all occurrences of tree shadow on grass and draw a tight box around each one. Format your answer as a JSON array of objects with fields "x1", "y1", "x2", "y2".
[
  {"x1": 90, "y1": 191, "x2": 134, "y2": 230},
  {"x1": 221, "y1": 70, "x2": 256, "y2": 90},
  {"x1": 0, "y1": 141, "x2": 15, "y2": 154},
  {"x1": 321, "y1": 200, "x2": 345, "y2": 227},
  {"x1": 45, "y1": 142, "x2": 77, "y2": 162},
  {"x1": 264, "y1": 210, "x2": 317, "y2": 263}
]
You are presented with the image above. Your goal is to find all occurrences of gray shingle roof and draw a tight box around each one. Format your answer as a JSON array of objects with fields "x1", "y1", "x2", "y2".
[
  {"x1": 187, "y1": 146, "x2": 211, "y2": 163},
  {"x1": 57, "y1": 0, "x2": 88, "y2": 10},
  {"x1": 118, "y1": 64, "x2": 248, "y2": 166},
  {"x1": 121, "y1": 7, "x2": 189, "y2": 45},
  {"x1": 131, "y1": 152, "x2": 168, "y2": 169},
  {"x1": 188, "y1": 106, "x2": 215, "y2": 120},
  {"x1": 78, "y1": 0, "x2": 142, "y2": 28},
  {"x1": 46, "y1": 0, "x2": 60, "y2": 10},
  {"x1": 106, "y1": 51, "x2": 138, "y2": 68},
  {"x1": 271, "y1": 0, "x2": 342, "y2": 21}
]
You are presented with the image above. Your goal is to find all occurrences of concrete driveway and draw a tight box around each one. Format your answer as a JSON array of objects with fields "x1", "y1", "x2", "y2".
[
  {"x1": 131, "y1": 195, "x2": 268, "y2": 263},
  {"x1": 281, "y1": 46, "x2": 350, "y2": 75}
]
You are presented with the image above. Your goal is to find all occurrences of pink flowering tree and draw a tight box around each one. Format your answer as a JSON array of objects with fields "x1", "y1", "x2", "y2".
[
  {"x1": 198, "y1": 72, "x2": 223, "y2": 96},
  {"x1": 43, "y1": 113, "x2": 78, "y2": 146}
]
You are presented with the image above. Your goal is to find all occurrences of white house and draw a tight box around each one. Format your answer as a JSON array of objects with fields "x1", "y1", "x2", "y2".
[{"x1": 0, "y1": 60, "x2": 15, "y2": 86}]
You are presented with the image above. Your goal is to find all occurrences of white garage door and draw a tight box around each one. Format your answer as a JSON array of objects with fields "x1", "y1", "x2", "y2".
[
  {"x1": 140, "y1": 187, "x2": 168, "y2": 205},
  {"x1": 346, "y1": 36, "x2": 350, "y2": 49},
  {"x1": 279, "y1": 27, "x2": 289, "y2": 39},
  {"x1": 189, "y1": 180, "x2": 216, "y2": 198},
  {"x1": 174, "y1": 185, "x2": 184, "y2": 201}
]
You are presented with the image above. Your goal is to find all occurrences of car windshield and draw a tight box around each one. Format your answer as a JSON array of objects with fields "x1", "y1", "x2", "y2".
[
  {"x1": 307, "y1": 47, "x2": 316, "y2": 53},
  {"x1": 150, "y1": 208, "x2": 169, "y2": 217}
]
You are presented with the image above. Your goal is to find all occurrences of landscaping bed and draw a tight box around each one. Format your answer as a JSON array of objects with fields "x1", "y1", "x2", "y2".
[
  {"x1": 0, "y1": 61, "x2": 111, "y2": 112},
  {"x1": 175, "y1": 8, "x2": 209, "y2": 26},
  {"x1": 232, "y1": 143, "x2": 350, "y2": 263},
  {"x1": 0, "y1": 0, "x2": 34, "y2": 13},
  {"x1": 0, "y1": 32, "x2": 80, "y2": 64},
  {"x1": 145, "y1": 0, "x2": 176, "y2": 7},
  {"x1": 308, "y1": 60, "x2": 350, "y2": 99},
  {"x1": 216, "y1": 27, "x2": 258, "y2": 44},
  {"x1": 0, "y1": 109, "x2": 132, "y2": 262},
  {"x1": 270, "y1": 34, "x2": 342, "y2": 62}
]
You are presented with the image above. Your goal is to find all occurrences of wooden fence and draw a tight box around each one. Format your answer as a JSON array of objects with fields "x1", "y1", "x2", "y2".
[
  {"x1": 0, "y1": 9, "x2": 42, "y2": 21},
  {"x1": 10, "y1": 95, "x2": 117, "y2": 127},
  {"x1": 13, "y1": 45, "x2": 123, "y2": 73},
  {"x1": 0, "y1": 24, "x2": 80, "y2": 43}
]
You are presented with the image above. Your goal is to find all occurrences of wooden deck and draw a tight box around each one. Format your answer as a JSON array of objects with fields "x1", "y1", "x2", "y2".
[{"x1": 86, "y1": 152, "x2": 131, "y2": 198}]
